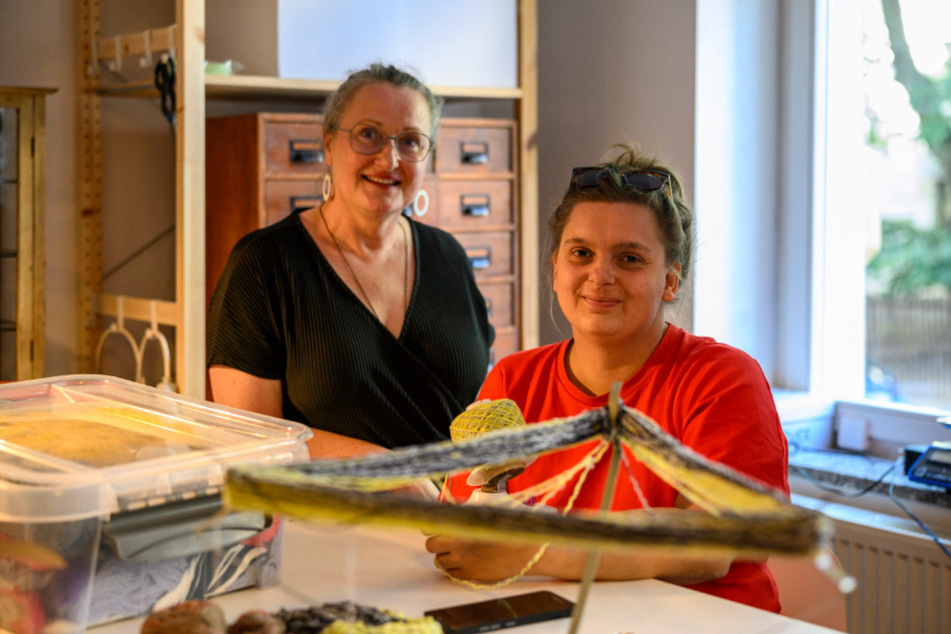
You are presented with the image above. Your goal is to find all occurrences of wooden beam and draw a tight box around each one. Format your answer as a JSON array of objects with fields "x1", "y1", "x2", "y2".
[
  {"x1": 176, "y1": 0, "x2": 206, "y2": 398},
  {"x1": 204, "y1": 74, "x2": 522, "y2": 102},
  {"x1": 78, "y1": 0, "x2": 104, "y2": 373},
  {"x1": 98, "y1": 294, "x2": 178, "y2": 326},
  {"x1": 517, "y1": 0, "x2": 540, "y2": 351}
]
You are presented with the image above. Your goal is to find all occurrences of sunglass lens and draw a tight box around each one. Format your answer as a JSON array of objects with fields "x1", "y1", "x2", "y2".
[
  {"x1": 570, "y1": 168, "x2": 601, "y2": 188},
  {"x1": 625, "y1": 172, "x2": 666, "y2": 191}
]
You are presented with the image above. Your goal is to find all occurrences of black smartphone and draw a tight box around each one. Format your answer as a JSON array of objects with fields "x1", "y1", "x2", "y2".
[{"x1": 424, "y1": 590, "x2": 574, "y2": 634}]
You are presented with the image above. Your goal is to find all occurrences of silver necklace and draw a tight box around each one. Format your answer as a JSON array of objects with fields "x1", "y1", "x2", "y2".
[{"x1": 319, "y1": 204, "x2": 408, "y2": 322}]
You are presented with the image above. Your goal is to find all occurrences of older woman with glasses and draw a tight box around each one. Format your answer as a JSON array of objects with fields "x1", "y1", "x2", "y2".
[
  {"x1": 428, "y1": 145, "x2": 789, "y2": 612},
  {"x1": 207, "y1": 64, "x2": 493, "y2": 469}
]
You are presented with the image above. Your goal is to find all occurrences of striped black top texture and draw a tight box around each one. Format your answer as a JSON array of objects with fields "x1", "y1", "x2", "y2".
[{"x1": 207, "y1": 213, "x2": 493, "y2": 449}]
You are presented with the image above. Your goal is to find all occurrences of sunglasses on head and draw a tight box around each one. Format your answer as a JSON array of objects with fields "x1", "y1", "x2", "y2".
[{"x1": 569, "y1": 166, "x2": 673, "y2": 199}]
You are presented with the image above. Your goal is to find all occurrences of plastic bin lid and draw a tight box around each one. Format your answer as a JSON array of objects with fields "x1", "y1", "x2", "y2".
[{"x1": 0, "y1": 375, "x2": 313, "y2": 523}]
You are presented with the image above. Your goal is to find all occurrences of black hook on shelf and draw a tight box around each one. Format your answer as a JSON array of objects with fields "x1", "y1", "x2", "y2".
[{"x1": 154, "y1": 54, "x2": 176, "y2": 127}]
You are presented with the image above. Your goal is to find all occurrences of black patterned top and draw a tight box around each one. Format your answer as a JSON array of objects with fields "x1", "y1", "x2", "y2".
[{"x1": 207, "y1": 213, "x2": 493, "y2": 449}]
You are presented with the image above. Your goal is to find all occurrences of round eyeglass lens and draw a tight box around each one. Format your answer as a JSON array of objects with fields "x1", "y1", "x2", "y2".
[
  {"x1": 348, "y1": 124, "x2": 430, "y2": 161},
  {"x1": 396, "y1": 132, "x2": 429, "y2": 161}
]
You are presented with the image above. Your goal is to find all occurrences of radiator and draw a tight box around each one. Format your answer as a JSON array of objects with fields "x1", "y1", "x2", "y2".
[{"x1": 829, "y1": 513, "x2": 951, "y2": 633}]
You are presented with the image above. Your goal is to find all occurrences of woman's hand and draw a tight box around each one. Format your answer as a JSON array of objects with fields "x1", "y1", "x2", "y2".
[
  {"x1": 425, "y1": 535, "x2": 544, "y2": 582},
  {"x1": 425, "y1": 516, "x2": 733, "y2": 585}
]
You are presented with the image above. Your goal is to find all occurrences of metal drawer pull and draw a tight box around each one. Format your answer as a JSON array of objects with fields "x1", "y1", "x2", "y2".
[
  {"x1": 460, "y1": 141, "x2": 489, "y2": 165},
  {"x1": 290, "y1": 196, "x2": 321, "y2": 214},
  {"x1": 460, "y1": 194, "x2": 491, "y2": 217},
  {"x1": 289, "y1": 139, "x2": 324, "y2": 164},
  {"x1": 467, "y1": 247, "x2": 492, "y2": 270}
]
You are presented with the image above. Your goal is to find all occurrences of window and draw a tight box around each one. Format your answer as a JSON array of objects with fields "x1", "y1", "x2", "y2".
[
  {"x1": 858, "y1": 0, "x2": 951, "y2": 410},
  {"x1": 695, "y1": 0, "x2": 950, "y2": 450}
]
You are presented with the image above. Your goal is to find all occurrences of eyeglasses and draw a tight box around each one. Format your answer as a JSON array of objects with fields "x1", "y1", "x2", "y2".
[
  {"x1": 569, "y1": 166, "x2": 673, "y2": 199},
  {"x1": 337, "y1": 123, "x2": 433, "y2": 162}
]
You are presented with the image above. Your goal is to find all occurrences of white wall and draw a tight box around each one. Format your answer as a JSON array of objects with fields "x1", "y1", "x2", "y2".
[
  {"x1": 693, "y1": 0, "x2": 782, "y2": 377},
  {"x1": 536, "y1": 0, "x2": 697, "y2": 344}
]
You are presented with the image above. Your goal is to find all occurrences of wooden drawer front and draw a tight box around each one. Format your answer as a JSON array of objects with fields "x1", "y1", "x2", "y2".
[
  {"x1": 479, "y1": 281, "x2": 516, "y2": 329},
  {"x1": 264, "y1": 180, "x2": 322, "y2": 225},
  {"x1": 489, "y1": 328, "x2": 519, "y2": 367},
  {"x1": 435, "y1": 124, "x2": 513, "y2": 174},
  {"x1": 454, "y1": 231, "x2": 515, "y2": 279},
  {"x1": 264, "y1": 120, "x2": 326, "y2": 175},
  {"x1": 436, "y1": 180, "x2": 513, "y2": 229}
]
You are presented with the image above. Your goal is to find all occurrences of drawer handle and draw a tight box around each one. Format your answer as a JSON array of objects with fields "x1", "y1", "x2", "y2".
[
  {"x1": 290, "y1": 196, "x2": 321, "y2": 214},
  {"x1": 467, "y1": 247, "x2": 492, "y2": 270},
  {"x1": 289, "y1": 139, "x2": 324, "y2": 164},
  {"x1": 485, "y1": 297, "x2": 493, "y2": 319},
  {"x1": 460, "y1": 194, "x2": 491, "y2": 217},
  {"x1": 460, "y1": 141, "x2": 489, "y2": 165}
]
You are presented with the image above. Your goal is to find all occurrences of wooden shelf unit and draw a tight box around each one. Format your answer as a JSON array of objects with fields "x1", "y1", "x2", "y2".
[{"x1": 78, "y1": 0, "x2": 538, "y2": 399}]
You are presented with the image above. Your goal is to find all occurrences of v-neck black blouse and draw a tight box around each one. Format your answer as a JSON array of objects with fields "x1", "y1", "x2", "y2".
[{"x1": 207, "y1": 213, "x2": 493, "y2": 449}]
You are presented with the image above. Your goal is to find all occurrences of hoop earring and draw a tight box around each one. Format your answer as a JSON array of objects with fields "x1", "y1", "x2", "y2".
[
  {"x1": 322, "y1": 171, "x2": 333, "y2": 201},
  {"x1": 412, "y1": 188, "x2": 430, "y2": 217}
]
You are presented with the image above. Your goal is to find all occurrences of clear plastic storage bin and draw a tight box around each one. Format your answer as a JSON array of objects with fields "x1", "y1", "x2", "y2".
[{"x1": 0, "y1": 375, "x2": 312, "y2": 633}]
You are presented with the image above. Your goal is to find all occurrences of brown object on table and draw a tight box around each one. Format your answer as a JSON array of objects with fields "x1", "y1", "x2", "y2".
[
  {"x1": 141, "y1": 599, "x2": 228, "y2": 634},
  {"x1": 228, "y1": 610, "x2": 286, "y2": 634}
]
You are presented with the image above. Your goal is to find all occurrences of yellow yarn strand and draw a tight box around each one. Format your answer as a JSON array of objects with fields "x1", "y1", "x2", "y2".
[
  {"x1": 539, "y1": 440, "x2": 611, "y2": 511},
  {"x1": 434, "y1": 543, "x2": 551, "y2": 590},
  {"x1": 506, "y1": 442, "x2": 607, "y2": 505}
]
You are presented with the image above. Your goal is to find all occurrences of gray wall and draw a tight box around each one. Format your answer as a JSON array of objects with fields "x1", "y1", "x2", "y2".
[{"x1": 537, "y1": 1, "x2": 697, "y2": 343}]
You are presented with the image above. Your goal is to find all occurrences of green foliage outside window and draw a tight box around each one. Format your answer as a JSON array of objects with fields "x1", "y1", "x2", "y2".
[{"x1": 867, "y1": 219, "x2": 951, "y2": 296}]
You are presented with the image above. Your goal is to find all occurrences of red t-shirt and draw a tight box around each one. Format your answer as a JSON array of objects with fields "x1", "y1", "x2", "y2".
[{"x1": 445, "y1": 325, "x2": 789, "y2": 612}]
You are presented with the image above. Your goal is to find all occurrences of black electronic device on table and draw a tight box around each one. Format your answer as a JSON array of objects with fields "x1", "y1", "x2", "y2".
[
  {"x1": 425, "y1": 590, "x2": 574, "y2": 634},
  {"x1": 907, "y1": 442, "x2": 951, "y2": 490}
]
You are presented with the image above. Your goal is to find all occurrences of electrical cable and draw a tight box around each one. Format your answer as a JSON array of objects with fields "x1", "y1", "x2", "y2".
[
  {"x1": 788, "y1": 441, "x2": 896, "y2": 498},
  {"x1": 790, "y1": 442, "x2": 951, "y2": 561},
  {"x1": 887, "y1": 474, "x2": 951, "y2": 561},
  {"x1": 790, "y1": 461, "x2": 896, "y2": 498}
]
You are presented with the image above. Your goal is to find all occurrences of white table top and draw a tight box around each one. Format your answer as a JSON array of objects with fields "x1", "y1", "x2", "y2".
[{"x1": 91, "y1": 518, "x2": 838, "y2": 634}]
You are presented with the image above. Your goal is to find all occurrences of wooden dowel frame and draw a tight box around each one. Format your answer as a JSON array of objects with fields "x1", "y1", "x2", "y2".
[{"x1": 98, "y1": 294, "x2": 178, "y2": 328}]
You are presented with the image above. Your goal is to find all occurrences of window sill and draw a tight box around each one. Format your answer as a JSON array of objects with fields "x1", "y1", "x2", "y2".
[
  {"x1": 773, "y1": 390, "x2": 951, "y2": 455},
  {"x1": 788, "y1": 446, "x2": 951, "y2": 532}
]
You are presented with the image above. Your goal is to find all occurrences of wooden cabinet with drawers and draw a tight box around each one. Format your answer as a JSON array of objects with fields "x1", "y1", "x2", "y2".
[
  {"x1": 428, "y1": 118, "x2": 520, "y2": 363},
  {"x1": 206, "y1": 112, "x2": 326, "y2": 310},
  {"x1": 206, "y1": 113, "x2": 520, "y2": 362}
]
